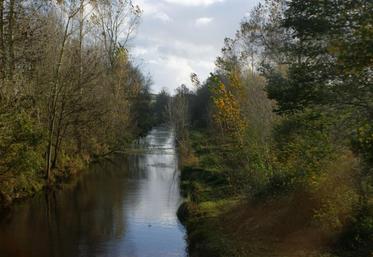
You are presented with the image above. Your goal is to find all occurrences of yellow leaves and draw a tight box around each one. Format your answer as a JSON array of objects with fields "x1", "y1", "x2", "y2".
[
  {"x1": 356, "y1": 124, "x2": 373, "y2": 146},
  {"x1": 116, "y1": 47, "x2": 128, "y2": 65},
  {"x1": 210, "y1": 74, "x2": 248, "y2": 144},
  {"x1": 229, "y1": 69, "x2": 241, "y2": 90}
]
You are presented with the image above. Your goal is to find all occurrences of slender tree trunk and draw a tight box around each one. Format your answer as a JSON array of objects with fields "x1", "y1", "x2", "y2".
[
  {"x1": 46, "y1": 17, "x2": 72, "y2": 182},
  {"x1": 74, "y1": 0, "x2": 84, "y2": 154},
  {"x1": 78, "y1": 0, "x2": 84, "y2": 84},
  {"x1": 0, "y1": 0, "x2": 5, "y2": 82},
  {"x1": 7, "y1": 0, "x2": 15, "y2": 81},
  {"x1": 251, "y1": 51, "x2": 255, "y2": 78},
  {"x1": 52, "y1": 98, "x2": 66, "y2": 169},
  {"x1": 52, "y1": 132, "x2": 61, "y2": 169},
  {"x1": 46, "y1": 5, "x2": 82, "y2": 180}
]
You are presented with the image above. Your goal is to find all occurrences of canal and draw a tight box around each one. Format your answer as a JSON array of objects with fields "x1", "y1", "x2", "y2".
[{"x1": 0, "y1": 127, "x2": 187, "y2": 257}]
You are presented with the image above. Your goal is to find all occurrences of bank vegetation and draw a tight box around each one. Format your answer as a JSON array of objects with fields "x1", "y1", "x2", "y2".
[
  {"x1": 161, "y1": 1, "x2": 373, "y2": 256},
  {"x1": 0, "y1": 0, "x2": 153, "y2": 206}
]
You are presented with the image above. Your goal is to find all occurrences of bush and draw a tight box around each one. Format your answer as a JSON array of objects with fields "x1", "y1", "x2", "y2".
[
  {"x1": 0, "y1": 109, "x2": 44, "y2": 205},
  {"x1": 337, "y1": 207, "x2": 373, "y2": 256}
]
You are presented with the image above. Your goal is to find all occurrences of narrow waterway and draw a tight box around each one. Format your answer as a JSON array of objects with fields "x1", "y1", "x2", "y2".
[{"x1": 0, "y1": 127, "x2": 187, "y2": 257}]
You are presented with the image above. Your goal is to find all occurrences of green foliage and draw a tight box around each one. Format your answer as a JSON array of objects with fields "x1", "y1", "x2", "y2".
[
  {"x1": 264, "y1": 64, "x2": 328, "y2": 114},
  {"x1": 189, "y1": 83, "x2": 212, "y2": 129},
  {"x1": 266, "y1": 0, "x2": 373, "y2": 115},
  {"x1": 353, "y1": 123, "x2": 373, "y2": 163},
  {"x1": 0, "y1": 106, "x2": 44, "y2": 204},
  {"x1": 130, "y1": 84, "x2": 155, "y2": 136},
  {"x1": 153, "y1": 89, "x2": 171, "y2": 125},
  {"x1": 0, "y1": 108, "x2": 43, "y2": 174},
  {"x1": 178, "y1": 133, "x2": 242, "y2": 257},
  {"x1": 0, "y1": 0, "x2": 153, "y2": 206},
  {"x1": 337, "y1": 207, "x2": 373, "y2": 256},
  {"x1": 259, "y1": 0, "x2": 372, "y2": 244},
  {"x1": 179, "y1": 1, "x2": 372, "y2": 256},
  {"x1": 275, "y1": 112, "x2": 335, "y2": 174}
]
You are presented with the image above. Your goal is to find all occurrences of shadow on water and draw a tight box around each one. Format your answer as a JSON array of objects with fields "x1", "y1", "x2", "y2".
[{"x1": 0, "y1": 126, "x2": 186, "y2": 257}]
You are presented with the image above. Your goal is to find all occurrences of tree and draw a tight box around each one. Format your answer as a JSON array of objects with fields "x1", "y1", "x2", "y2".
[
  {"x1": 0, "y1": 0, "x2": 151, "y2": 204},
  {"x1": 171, "y1": 85, "x2": 191, "y2": 143},
  {"x1": 92, "y1": 0, "x2": 142, "y2": 69},
  {"x1": 265, "y1": 0, "x2": 373, "y2": 115},
  {"x1": 153, "y1": 89, "x2": 171, "y2": 125},
  {"x1": 210, "y1": 72, "x2": 247, "y2": 146}
]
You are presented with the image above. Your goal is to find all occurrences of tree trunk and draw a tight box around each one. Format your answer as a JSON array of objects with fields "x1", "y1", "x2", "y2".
[
  {"x1": 45, "y1": 5, "x2": 82, "y2": 181},
  {"x1": 52, "y1": 89, "x2": 72, "y2": 169},
  {"x1": 78, "y1": 0, "x2": 84, "y2": 84},
  {"x1": 0, "y1": 0, "x2": 5, "y2": 82},
  {"x1": 52, "y1": 101, "x2": 65, "y2": 169},
  {"x1": 7, "y1": 0, "x2": 15, "y2": 80},
  {"x1": 46, "y1": 17, "x2": 72, "y2": 182},
  {"x1": 74, "y1": 0, "x2": 85, "y2": 155}
]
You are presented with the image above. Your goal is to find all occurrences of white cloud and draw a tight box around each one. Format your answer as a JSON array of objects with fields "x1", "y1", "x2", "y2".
[
  {"x1": 132, "y1": 37, "x2": 217, "y2": 92},
  {"x1": 135, "y1": 0, "x2": 158, "y2": 14},
  {"x1": 195, "y1": 17, "x2": 214, "y2": 26},
  {"x1": 156, "y1": 56, "x2": 215, "y2": 93},
  {"x1": 132, "y1": 47, "x2": 149, "y2": 56},
  {"x1": 131, "y1": 0, "x2": 262, "y2": 93},
  {"x1": 165, "y1": 56, "x2": 195, "y2": 86},
  {"x1": 134, "y1": 36, "x2": 217, "y2": 61},
  {"x1": 163, "y1": 0, "x2": 224, "y2": 6},
  {"x1": 134, "y1": 1, "x2": 171, "y2": 22},
  {"x1": 153, "y1": 12, "x2": 172, "y2": 22}
]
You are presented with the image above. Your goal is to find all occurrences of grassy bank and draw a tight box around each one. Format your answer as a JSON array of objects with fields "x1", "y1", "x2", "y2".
[
  {"x1": 0, "y1": 132, "x2": 146, "y2": 209},
  {"x1": 0, "y1": 151, "x2": 96, "y2": 209},
  {"x1": 178, "y1": 131, "x2": 372, "y2": 257}
]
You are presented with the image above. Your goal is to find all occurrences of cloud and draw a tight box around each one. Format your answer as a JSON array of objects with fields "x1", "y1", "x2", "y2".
[
  {"x1": 131, "y1": 0, "x2": 261, "y2": 93},
  {"x1": 133, "y1": 37, "x2": 217, "y2": 64},
  {"x1": 195, "y1": 17, "x2": 214, "y2": 26},
  {"x1": 141, "y1": 55, "x2": 214, "y2": 93},
  {"x1": 164, "y1": 56, "x2": 195, "y2": 86},
  {"x1": 163, "y1": 0, "x2": 224, "y2": 7},
  {"x1": 132, "y1": 38, "x2": 217, "y2": 92},
  {"x1": 153, "y1": 12, "x2": 172, "y2": 22},
  {"x1": 135, "y1": 1, "x2": 171, "y2": 22},
  {"x1": 132, "y1": 47, "x2": 149, "y2": 56}
]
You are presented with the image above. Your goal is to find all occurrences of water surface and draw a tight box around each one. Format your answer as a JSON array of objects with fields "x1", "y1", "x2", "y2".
[{"x1": 0, "y1": 127, "x2": 186, "y2": 257}]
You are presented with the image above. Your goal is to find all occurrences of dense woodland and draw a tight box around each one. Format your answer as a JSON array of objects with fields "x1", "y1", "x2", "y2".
[
  {"x1": 0, "y1": 0, "x2": 153, "y2": 205},
  {"x1": 163, "y1": 0, "x2": 373, "y2": 256}
]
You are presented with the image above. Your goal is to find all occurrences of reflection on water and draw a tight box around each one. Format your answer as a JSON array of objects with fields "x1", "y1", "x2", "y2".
[{"x1": 0, "y1": 127, "x2": 186, "y2": 257}]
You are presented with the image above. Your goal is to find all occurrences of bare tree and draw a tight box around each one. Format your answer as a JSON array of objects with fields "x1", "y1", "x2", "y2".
[{"x1": 92, "y1": 0, "x2": 141, "y2": 69}]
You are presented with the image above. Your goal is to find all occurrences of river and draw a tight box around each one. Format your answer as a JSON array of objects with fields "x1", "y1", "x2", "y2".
[{"x1": 0, "y1": 127, "x2": 187, "y2": 257}]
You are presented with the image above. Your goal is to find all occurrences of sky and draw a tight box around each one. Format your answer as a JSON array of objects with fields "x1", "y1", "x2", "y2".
[{"x1": 130, "y1": 0, "x2": 261, "y2": 93}]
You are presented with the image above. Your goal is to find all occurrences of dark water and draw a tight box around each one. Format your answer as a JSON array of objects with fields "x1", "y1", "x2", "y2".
[{"x1": 0, "y1": 127, "x2": 187, "y2": 257}]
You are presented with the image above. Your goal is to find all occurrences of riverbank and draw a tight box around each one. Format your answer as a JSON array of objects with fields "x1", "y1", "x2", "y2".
[
  {"x1": 0, "y1": 135, "x2": 143, "y2": 210},
  {"x1": 177, "y1": 131, "x2": 370, "y2": 257},
  {"x1": 0, "y1": 119, "x2": 156, "y2": 211},
  {"x1": 0, "y1": 154, "x2": 85, "y2": 209}
]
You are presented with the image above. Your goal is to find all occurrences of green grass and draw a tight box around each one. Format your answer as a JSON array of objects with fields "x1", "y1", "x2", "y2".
[
  {"x1": 178, "y1": 130, "x2": 354, "y2": 257},
  {"x1": 178, "y1": 130, "x2": 242, "y2": 257}
]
